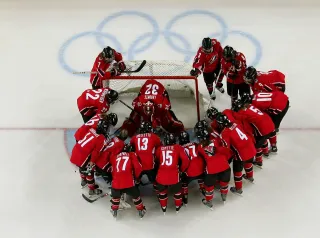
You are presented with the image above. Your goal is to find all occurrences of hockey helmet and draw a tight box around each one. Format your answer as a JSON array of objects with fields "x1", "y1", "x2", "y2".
[
  {"x1": 194, "y1": 120, "x2": 208, "y2": 136},
  {"x1": 202, "y1": 37, "x2": 213, "y2": 53},
  {"x1": 244, "y1": 66, "x2": 257, "y2": 84},
  {"x1": 106, "y1": 89, "x2": 119, "y2": 104},
  {"x1": 231, "y1": 99, "x2": 244, "y2": 112},
  {"x1": 139, "y1": 121, "x2": 152, "y2": 133},
  {"x1": 241, "y1": 93, "x2": 252, "y2": 105},
  {"x1": 206, "y1": 107, "x2": 219, "y2": 120},
  {"x1": 215, "y1": 113, "x2": 231, "y2": 127},
  {"x1": 107, "y1": 113, "x2": 118, "y2": 126},
  {"x1": 96, "y1": 119, "x2": 110, "y2": 136},
  {"x1": 178, "y1": 131, "x2": 190, "y2": 145},
  {"x1": 123, "y1": 144, "x2": 134, "y2": 152},
  {"x1": 196, "y1": 129, "x2": 210, "y2": 142},
  {"x1": 101, "y1": 46, "x2": 115, "y2": 63},
  {"x1": 163, "y1": 133, "x2": 176, "y2": 146},
  {"x1": 223, "y1": 45, "x2": 236, "y2": 61}
]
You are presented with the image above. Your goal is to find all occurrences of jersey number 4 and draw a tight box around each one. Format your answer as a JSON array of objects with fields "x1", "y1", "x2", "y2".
[
  {"x1": 235, "y1": 127, "x2": 248, "y2": 140},
  {"x1": 161, "y1": 150, "x2": 173, "y2": 166},
  {"x1": 145, "y1": 84, "x2": 159, "y2": 95}
]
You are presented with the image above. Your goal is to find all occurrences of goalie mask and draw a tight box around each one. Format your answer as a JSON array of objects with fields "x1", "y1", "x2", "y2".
[
  {"x1": 101, "y1": 46, "x2": 115, "y2": 63},
  {"x1": 143, "y1": 101, "x2": 155, "y2": 116}
]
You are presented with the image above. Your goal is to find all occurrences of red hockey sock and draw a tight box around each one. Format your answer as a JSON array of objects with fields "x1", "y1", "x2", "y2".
[
  {"x1": 269, "y1": 135, "x2": 277, "y2": 146},
  {"x1": 133, "y1": 196, "x2": 144, "y2": 210},
  {"x1": 204, "y1": 185, "x2": 214, "y2": 201},
  {"x1": 262, "y1": 140, "x2": 269, "y2": 154},
  {"x1": 234, "y1": 171, "x2": 243, "y2": 190},
  {"x1": 255, "y1": 148, "x2": 263, "y2": 163},
  {"x1": 86, "y1": 174, "x2": 95, "y2": 190},
  {"x1": 182, "y1": 182, "x2": 188, "y2": 196},
  {"x1": 244, "y1": 162, "x2": 254, "y2": 178},
  {"x1": 198, "y1": 179, "x2": 204, "y2": 190},
  {"x1": 174, "y1": 192, "x2": 183, "y2": 208},
  {"x1": 219, "y1": 181, "x2": 229, "y2": 195},
  {"x1": 111, "y1": 198, "x2": 120, "y2": 211},
  {"x1": 158, "y1": 190, "x2": 168, "y2": 208}
]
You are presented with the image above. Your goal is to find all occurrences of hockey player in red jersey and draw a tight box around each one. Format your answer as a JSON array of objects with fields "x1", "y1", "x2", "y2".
[
  {"x1": 220, "y1": 46, "x2": 250, "y2": 104},
  {"x1": 121, "y1": 95, "x2": 184, "y2": 137},
  {"x1": 139, "y1": 79, "x2": 171, "y2": 102},
  {"x1": 77, "y1": 88, "x2": 119, "y2": 123},
  {"x1": 178, "y1": 131, "x2": 205, "y2": 205},
  {"x1": 190, "y1": 37, "x2": 224, "y2": 99},
  {"x1": 70, "y1": 119, "x2": 111, "y2": 197},
  {"x1": 244, "y1": 66, "x2": 286, "y2": 93},
  {"x1": 247, "y1": 92, "x2": 290, "y2": 132},
  {"x1": 130, "y1": 121, "x2": 161, "y2": 184},
  {"x1": 232, "y1": 99, "x2": 277, "y2": 167},
  {"x1": 197, "y1": 129, "x2": 231, "y2": 206},
  {"x1": 108, "y1": 144, "x2": 146, "y2": 219},
  {"x1": 155, "y1": 133, "x2": 190, "y2": 213},
  {"x1": 74, "y1": 113, "x2": 118, "y2": 142},
  {"x1": 215, "y1": 113, "x2": 256, "y2": 195},
  {"x1": 90, "y1": 46, "x2": 126, "y2": 89}
]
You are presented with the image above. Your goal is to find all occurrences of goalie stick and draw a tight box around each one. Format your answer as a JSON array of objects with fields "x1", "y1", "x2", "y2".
[{"x1": 73, "y1": 60, "x2": 147, "y2": 75}]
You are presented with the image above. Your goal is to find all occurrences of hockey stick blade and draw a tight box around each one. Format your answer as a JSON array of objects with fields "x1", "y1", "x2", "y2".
[
  {"x1": 82, "y1": 193, "x2": 108, "y2": 203},
  {"x1": 123, "y1": 60, "x2": 146, "y2": 73}
]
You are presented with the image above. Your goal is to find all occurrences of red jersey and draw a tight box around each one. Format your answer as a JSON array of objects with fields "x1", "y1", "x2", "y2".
[
  {"x1": 94, "y1": 136, "x2": 125, "y2": 170},
  {"x1": 182, "y1": 142, "x2": 205, "y2": 177},
  {"x1": 70, "y1": 128, "x2": 105, "y2": 167},
  {"x1": 210, "y1": 109, "x2": 237, "y2": 132},
  {"x1": 139, "y1": 79, "x2": 167, "y2": 98},
  {"x1": 130, "y1": 132, "x2": 161, "y2": 170},
  {"x1": 155, "y1": 144, "x2": 189, "y2": 185},
  {"x1": 198, "y1": 143, "x2": 230, "y2": 174},
  {"x1": 193, "y1": 39, "x2": 223, "y2": 73},
  {"x1": 90, "y1": 50, "x2": 123, "y2": 89},
  {"x1": 252, "y1": 70, "x2": 286, "y2": 93},
  {"x1": 220, "y1": 123, "x2": 256, "y2": 161},
  {"x1": 74, "y1": 114, "x2": 103, "y2": 141},
  {"x1": 221, "y1": 52, "x2": 246, "y2": 84},
  {"x1": 77, "y1": 88, "x2": 111, "y2": 117},
  {"x1": 234, "y1": 105, "x2": 275, "y2": 136},
  {"x1": 252, "y1": 92, "x2": 289, "y2": 115},
  {"x1": 110, "y1": 152, "x2": 142, "y2": 189}
]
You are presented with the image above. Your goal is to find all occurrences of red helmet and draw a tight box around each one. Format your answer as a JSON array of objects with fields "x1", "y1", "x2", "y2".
[{"x1": 143, "y1": 101, "x2": 154, "y2": 116}]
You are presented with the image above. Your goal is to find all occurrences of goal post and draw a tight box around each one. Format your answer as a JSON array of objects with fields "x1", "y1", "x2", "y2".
[{"x1": 104, "y1": 60, "x2": 205, "y2": 129}]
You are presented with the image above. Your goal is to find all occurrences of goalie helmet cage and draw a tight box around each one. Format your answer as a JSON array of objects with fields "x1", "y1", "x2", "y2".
[{"x1": 104, "y1": 60, "x2": 205, "y2": 124}]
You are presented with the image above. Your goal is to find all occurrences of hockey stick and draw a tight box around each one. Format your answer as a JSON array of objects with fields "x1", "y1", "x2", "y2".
[
  {"x1": 82, "y1": 192, "x2": 109, "y2": 203},
  {"x1": 73, "y1": 60, "x2": 147, "y2": 75}
]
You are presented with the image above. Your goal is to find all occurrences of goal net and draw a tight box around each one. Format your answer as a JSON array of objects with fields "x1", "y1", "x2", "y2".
[{"x1": 104, "y1": 60, "x2": 205, "y2": 129}]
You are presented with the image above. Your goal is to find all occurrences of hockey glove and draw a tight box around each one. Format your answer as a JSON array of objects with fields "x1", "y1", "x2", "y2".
[
  {"x1": 118, "y1": 61, "x2": 126, "y2": 72},
  {"x1": 190, "y1": 68, "x2": 201, "y2": 77}
]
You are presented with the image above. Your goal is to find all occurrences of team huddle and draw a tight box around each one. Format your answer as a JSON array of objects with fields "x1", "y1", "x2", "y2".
[{"x1": 70, "y1": 38, "x2": 289, "y2": 219}]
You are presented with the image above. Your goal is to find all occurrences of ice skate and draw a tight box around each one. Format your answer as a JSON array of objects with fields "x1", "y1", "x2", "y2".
[
  {"x1": 221, "y1": 193, "x2": 227, "y2": 203},
  {"x1": 81, "y1": 178, "x2": 87, "y2": 188},
  {"x1": 230, "y1": 187, "x2": 243, "y2": 196},
  {"x1": 210, "y1": 91, "x2": 216, "y2": 100},
  {"x1": 119, "y1": 194, "x2": 131, "y2": 210},
  {"x1": 253, "y1": 161, "x2": 263, "y2": 169},
  {"x1": 271, "y1": 145, "x2": 278, "y2": 153},
  {"x1": 263, "y1": 151, "x2": 269, "y2": 157},
  {"x1": 215, "y1": 85, "x2": 225, "y2": 93},
  {"x1": 88, "y1": 188, "x2": 103, "y2": 197},
  {"x1": 110, "y1": 209, "x2": 118, "y2": 219},
  {"x1": 161, "y1": 206, "x2": 167, "y2": 215},
  {"x1": 202, "y1": 199, "x2": 213, "y2": 210},
  {"x1": 176, "y1": 204, "x2": 183, "y2": 213},
  {"x1": 138, "y1": 207, "x2": 147, "y2": 219},
  {"x1": 183, "y1": 195, "x2": 188, "y2": 206},
  {"x1": 243, "y1": 174, "x2": 254, "y2": 183}
]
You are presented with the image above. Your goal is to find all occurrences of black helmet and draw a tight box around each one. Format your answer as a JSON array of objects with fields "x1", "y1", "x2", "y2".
[
  {"x1": 101, "y1": 46, "x2": 115, "y2": 62},
  {"x1": 96, "y1": 119, "x2": 110, "y2": 136},
  {"x1": 123, "y1": 144, "x2": 134, "y2": 152},
  {"x1": 244, "y1": 66, "x2": 257, "y2": 84},
  {"x1": 139, "y1": 121, "x2": 152, "y2": 133},
  {"x1": 194, "y1": 120, "x2": 208, "y2": 136},
  {"x1": 163, "y1": 133, "x2": 176, "y2": 146},
  {"x1": 206, "y1": 107, "x2": 219, "y2": 120},
  {"x1": 106, "y1": 89, "x2": 119, "y2": 104},
  {"x1": 223, "y1": 45, "x2": 236, "y2": 61},
  {"x1": 196, "y1": 129, "x2": 210, "y2": 142},
  {"x1": 231, "y1": 99, "x2": 244, "y2": 112},
  {"x1": 202, "y1": 37, "x2": 213, "y2": 53},
  {"x1": 107, "y1": 113, "x2": 118, "y2": 126},
  {"x1": 241, "y1": 93, "x2": 252, "y2": 105},
  {"x1": 178, "y1": 131, "x2": 190, "y2": 145},
  {"x1": 215, "y1": 113, "x2": 231, "y2": 127}
]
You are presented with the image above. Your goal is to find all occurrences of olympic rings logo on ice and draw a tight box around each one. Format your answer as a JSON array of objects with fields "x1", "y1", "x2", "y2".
[{"x1": 58, "y1": 10, "x2": 262, "y2": 77}]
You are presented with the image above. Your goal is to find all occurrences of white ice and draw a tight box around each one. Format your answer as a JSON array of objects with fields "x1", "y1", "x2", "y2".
[{"x1": 1, "y1": 0, "x2": 320, "y2": 238}]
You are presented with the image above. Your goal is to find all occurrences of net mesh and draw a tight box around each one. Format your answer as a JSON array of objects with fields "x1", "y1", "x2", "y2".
[{"x1": 104, "y1": 60, "x2": 204, "y2": 121}]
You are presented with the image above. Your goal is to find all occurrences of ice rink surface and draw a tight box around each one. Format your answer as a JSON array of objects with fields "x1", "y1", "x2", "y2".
[{"x1": 1, "y1": 0, "x2": 320, "y2": 237}]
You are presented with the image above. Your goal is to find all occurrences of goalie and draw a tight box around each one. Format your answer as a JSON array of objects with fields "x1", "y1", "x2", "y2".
[{"x1": 120, "y1": 80, "x2": 185, "y2": 137}]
